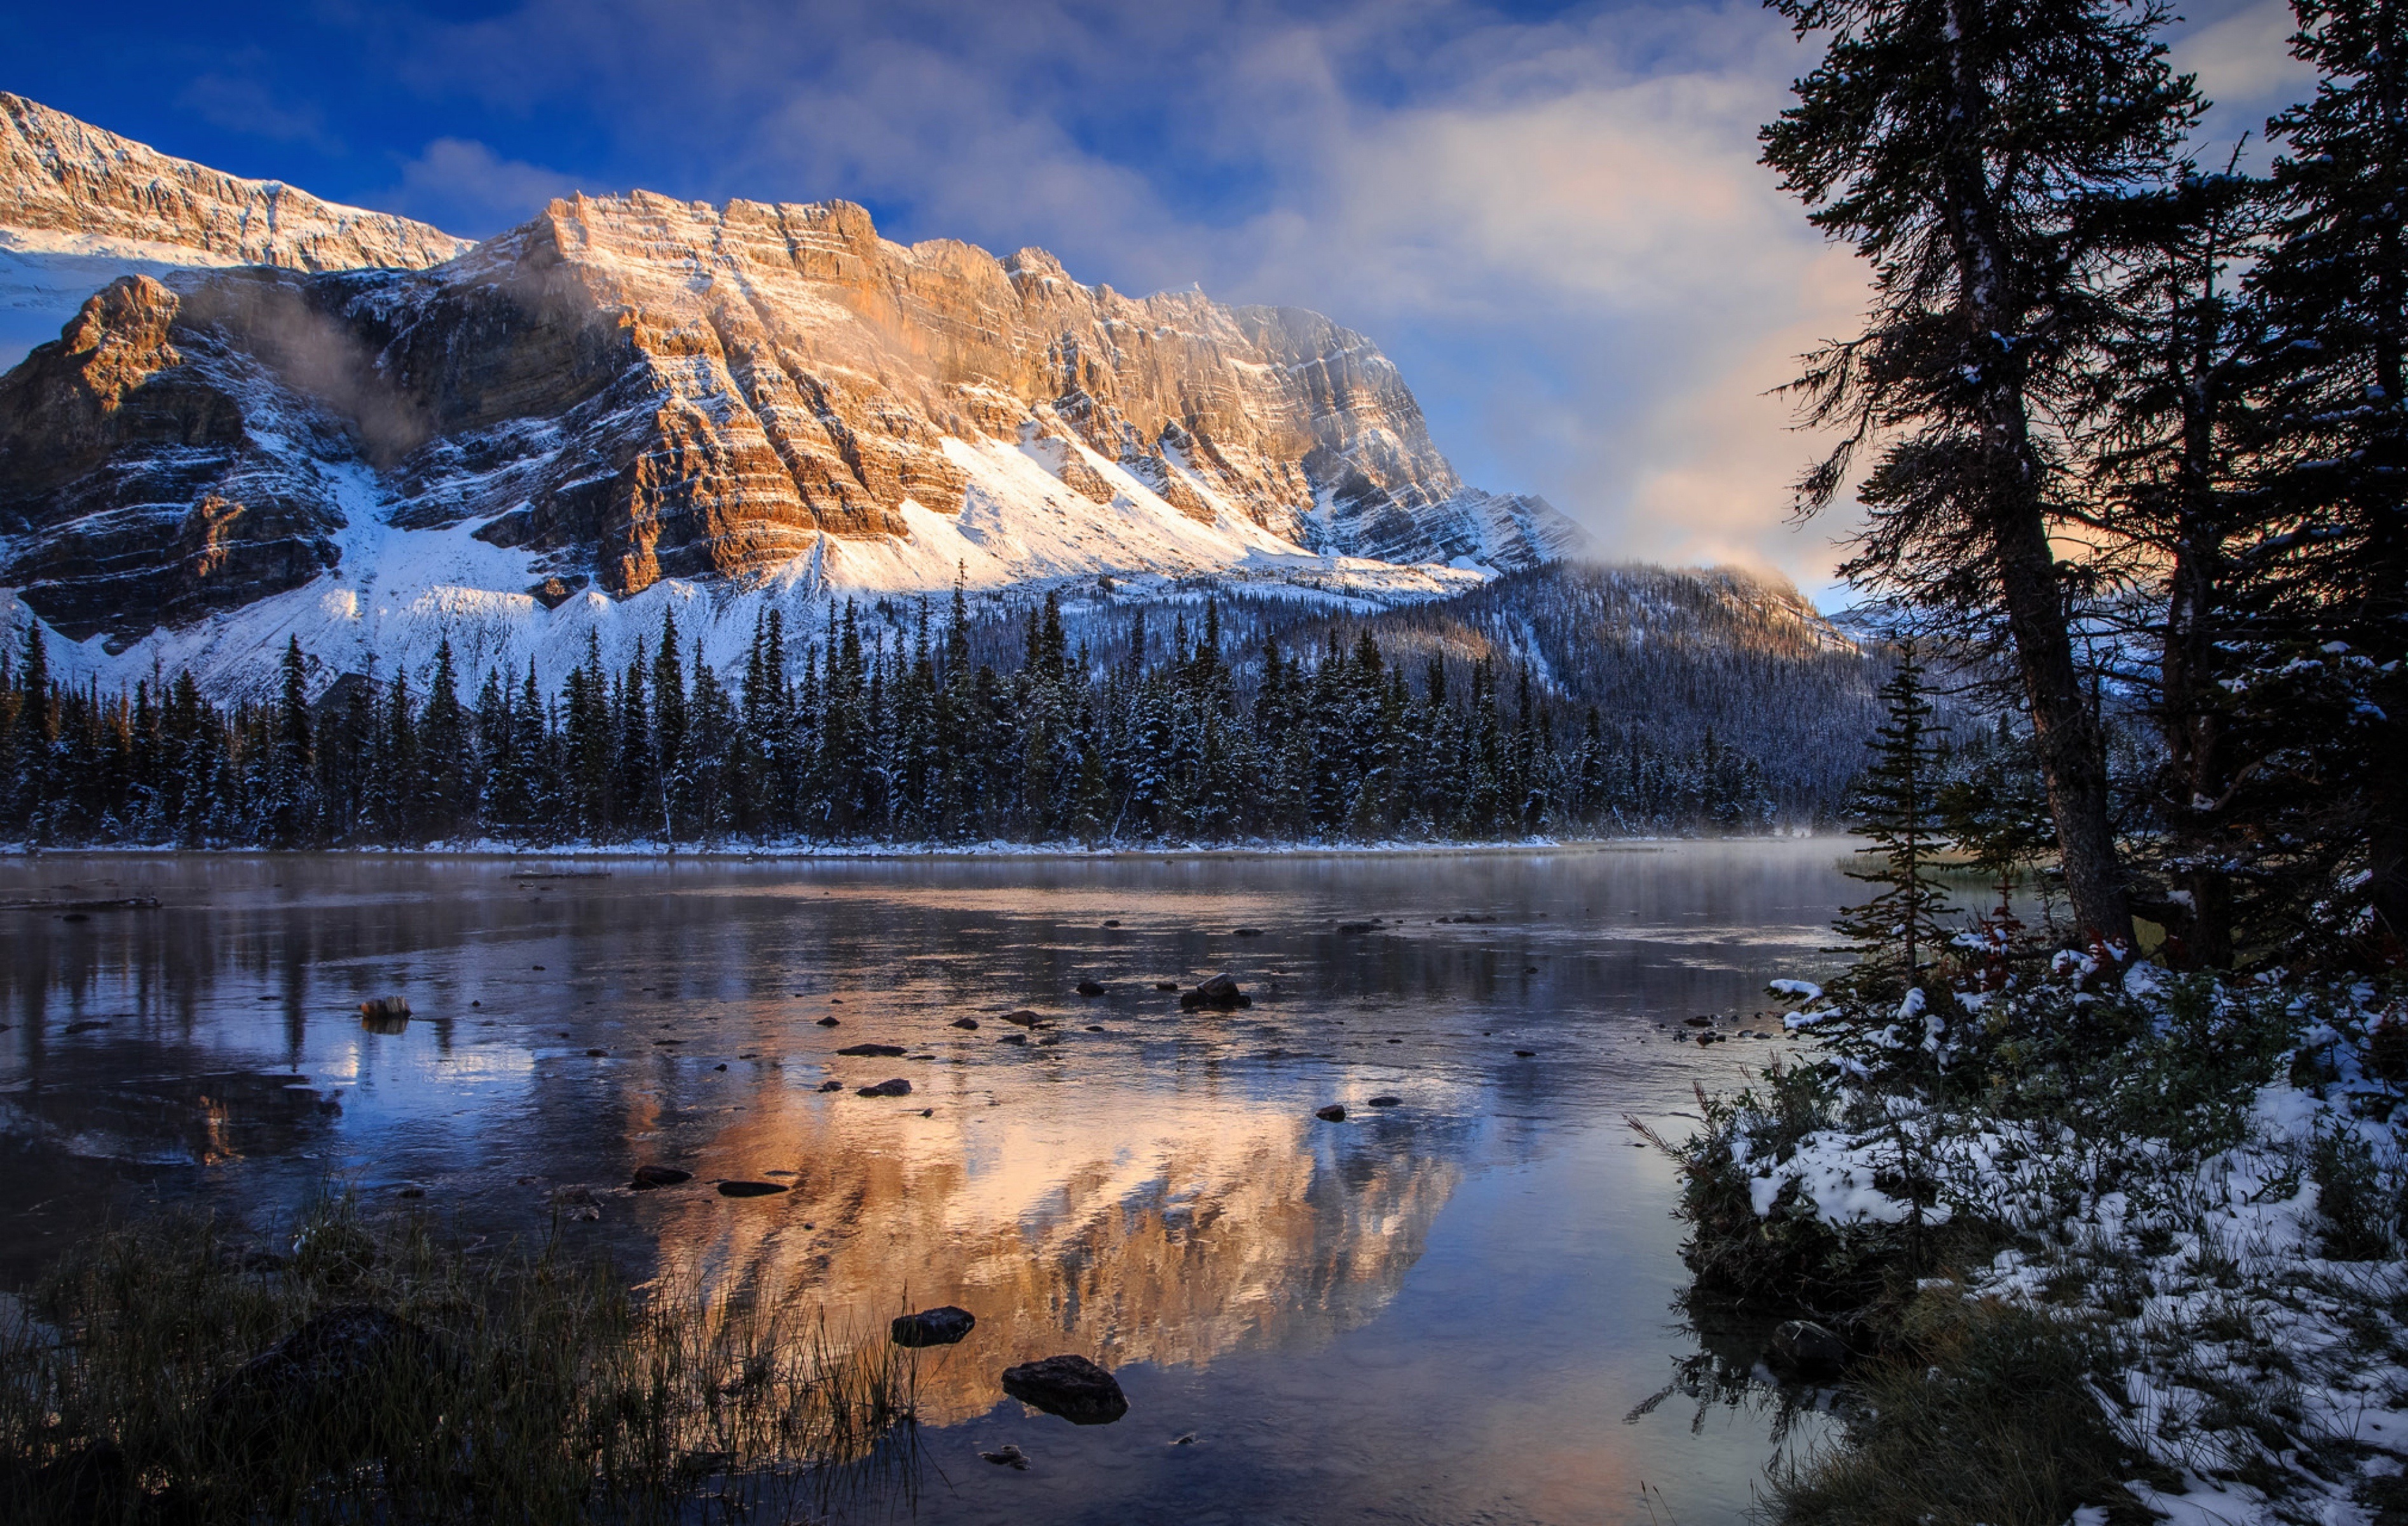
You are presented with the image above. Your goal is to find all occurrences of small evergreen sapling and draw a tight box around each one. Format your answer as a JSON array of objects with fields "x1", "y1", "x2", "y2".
[{"x1": 1833, "y1": 642, "x2": 1954, "y2": 1002}]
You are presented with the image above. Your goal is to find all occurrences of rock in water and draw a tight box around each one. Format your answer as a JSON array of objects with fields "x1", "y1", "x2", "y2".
[
  {"x1": 836, "y1": 1042, "x2": 906, "y2": 1057},
  {"x1": 816, "y1": 1016, "x2": 842, "y2": 1028},
  {"x1": 979, "y1": 1443, "x2": 1030, "y2": 1469},
  {"x1": 629, "y1": 1165, "x2": 692, "y2": 1190},
  {"x1": 951, "y1": 1017, "x2": 981, "y2": 1030},
  {"x1": 1180, "y1": 973, "x2": 1250, "y2": 1011},
  {"x1": 1154, "y1": 981, "x2": 1180, "y2": 991},
  {"x1": 1001, "y1": 1010, "x2": 1046, "y2": 1028},
  {"x1": 1000, "y1": 1354, "x2": 1128, "y2": 1425},
  {"x1": 358, "y1": 996, "x2": 411, "y2": 1034},
  {"x1": 890, "y1": 1305, "x2": 976, "y2": 1347},
  {"x1": 1367, "y1": 1096, "x2": 1402, "y2": 1108},
  {"x1": 1769, "y1": 1319, "x2": 1849, "y2": 1375},
  {"x1": 1075, "y1": 980, "x2": 1107, "y2": 997},
  {"x1": 1315, "y1": 1104, "x2": 1347, "y2": 1122},
  {"x1": 209, "y1": 1305, "x2": 450, "y2": 1462},
  {"x1": 716, "y1": 1180, "x2": 789, "y2": 1198},
  {"x1": 858, "y1": 1078, "x2": 912, "y2": 1097}
]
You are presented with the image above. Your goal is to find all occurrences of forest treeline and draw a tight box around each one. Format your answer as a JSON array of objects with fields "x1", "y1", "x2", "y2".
[{"x1": 0, "y1": 585, "x2": 1793, "y2": 848}]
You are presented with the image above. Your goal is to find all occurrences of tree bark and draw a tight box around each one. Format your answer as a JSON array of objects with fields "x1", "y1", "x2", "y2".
[{"x1": 1941, "y1": 0, "x2": 2133, "y2": 946}]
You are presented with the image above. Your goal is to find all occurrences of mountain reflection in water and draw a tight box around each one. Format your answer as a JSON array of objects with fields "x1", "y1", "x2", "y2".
[{"x1": 0, "y1": 844, "x2": 1862, "y2": 1523}]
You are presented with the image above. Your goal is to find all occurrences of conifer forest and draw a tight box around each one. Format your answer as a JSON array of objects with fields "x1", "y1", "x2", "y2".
[{"x1": 0, "y1": 573, "x2": 1825, "y2": 851}]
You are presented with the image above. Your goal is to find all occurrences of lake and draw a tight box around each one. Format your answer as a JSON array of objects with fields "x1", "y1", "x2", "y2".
[{"x1": 0, "y1": 841, "x2": 1862, "y2": 1524}]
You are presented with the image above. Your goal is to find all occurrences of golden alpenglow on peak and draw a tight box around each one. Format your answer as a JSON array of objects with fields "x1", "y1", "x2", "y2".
[{"x1": 0, "y1": 102, "x2": 1581, "y2": 690}]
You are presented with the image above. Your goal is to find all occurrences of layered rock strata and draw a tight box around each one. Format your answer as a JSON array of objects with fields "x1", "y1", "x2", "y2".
[
  {"x1": 0, "y1": 100, "x2": 1580, "y2": 654},
  {"x1": 1, "y1": 92, "x2": 470, "y2": 272}
]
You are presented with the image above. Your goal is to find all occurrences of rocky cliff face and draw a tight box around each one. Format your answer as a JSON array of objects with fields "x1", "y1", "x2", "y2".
[
  {"x1": 1, "y1": 92, "x2": 470, "y2": 272},
  {"x1": 0, "y1": 100, "x2": 1580, "y2": 684}
]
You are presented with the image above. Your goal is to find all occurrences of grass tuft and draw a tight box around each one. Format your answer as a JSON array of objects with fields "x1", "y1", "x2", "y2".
[{"x1": 0, "y1": 1193, "x2": 920, "y2": 1523}]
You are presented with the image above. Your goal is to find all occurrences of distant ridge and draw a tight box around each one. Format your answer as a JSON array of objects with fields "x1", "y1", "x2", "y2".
[
  {"x1": 0, "y1": 95, "x2": 1584, "y2": 699},
  {"x1": 0, "y1": 92, "x2": 470, "y2": 272}
]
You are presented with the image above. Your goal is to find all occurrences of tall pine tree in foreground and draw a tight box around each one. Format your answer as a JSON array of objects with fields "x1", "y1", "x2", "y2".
[
  {"x1": 1762, "y1": 0, "x2": 2202, "y2": 944},
  {"x1": 2238, "y1": 0, "x2": 2408, "y2": 954}
]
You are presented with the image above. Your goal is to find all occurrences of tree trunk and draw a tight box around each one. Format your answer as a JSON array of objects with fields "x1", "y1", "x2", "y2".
[
  {"x1": 1940, "y1": 0, "x2": 2132, "y2": 947},
  {"x1": 1989, "y1": 495, "x2": 2133, "y2": 944}
]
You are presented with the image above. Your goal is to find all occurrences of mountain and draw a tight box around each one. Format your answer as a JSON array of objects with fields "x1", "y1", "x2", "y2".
[
  {"x1": 0, "y1": 97, "x2": 1582, "y2": 696},
  {"x1": 1, "y1": 92, "x2": 470, "y2": 369}
]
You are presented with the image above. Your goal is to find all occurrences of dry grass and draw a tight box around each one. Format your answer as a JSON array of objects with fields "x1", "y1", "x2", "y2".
[
  {"x1": 1771, "y1": 1290, "x2": 2165, "y2": 1526},
  {"x1": 0, "y1": 1194, "x2": 922, "y2": 1523}
]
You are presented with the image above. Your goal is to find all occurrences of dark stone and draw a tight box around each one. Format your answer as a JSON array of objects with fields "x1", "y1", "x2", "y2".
[
  {"x1": 1233, "y1": 927, "x2": 1263, "y2": 937},
  {"x1": 1000, "y1": 1354, "x2": 1128, "y2": 1425},
  {"x1": 1179, "y1": 973, "x2": 1250, "y2": 1010},
  {"x1": 1001, "y1": 1010, "x2": 1046, "y2": 1028},
  {"x1": 209, "y1": 1305, "x2": 451, "y2": 1463},
  {"x1": 359, "y1": 996, "x2": 411, "y2": 1034},
  {"x1": 1103, "y1": 919, "x2": 1121, "y2": 927},
  {"x1": 980, "y1": 1443, "x2": 1029, "y2": 1469},
  {"x1": 816, "y1": 1016, "x2": 842, "y2": 1027},
  {"x1": 1315, "y1": 1104, "x2": 1347, "y2": 1122},
  {"x1": 1085, "y1": 1024, "x2": 1105, "y2": 1032},
  {"x1": 1514, "y1": 1049, "x2": 1536, "y2": 1058},
  {"x1": 858, "y1": 1078, "x2": 912, "y2": 1097},
  {"x1": 716, "y1": 1180, "x2": 789, "y2": 1197},
  {"x1": 1684, "y1": 1015, "x2": 1714, "y2": 1027},
  {"x1": 630, "y1": 1165, "x2": 691, "y2": 1190},
  {"x1": 891, "y1": 1305, "x2": 976, "y2": 1347},
  {"x1": 585, "y1": 1048, "x2": 607, "y2": 1057},
  {"x1": 952, "y1": 1017, "x2": 980, "y2": 1029},
  {"x1": 997, "y1": 1033, "x2": 1027, "y2": 1045},
  {"x1": 817, "y1": 1080, "x2": 844, "y2": 1092},
  {"x1": 1155, "y1": 981, "x2": 1180, "y2": 991},
  {"x1": 1336, "y1": 921, "x2": 1377, "y2": 935},
  {"x1": 837, "y1": 1043, "x2": 906, "y2": 1057},
  {"x1": 1076, "y1": 980, "x2": 1107, "y2": 997},
  {"x1": 528, "y1": 574, "x2": 587, "y2": 608},
  {"x1": 1367, "y1": 1096, "x2": 1402, "y2": 1108},
  {"x1": 1770, "y1": 1319, "x2": 1849, "y2": 1375}
]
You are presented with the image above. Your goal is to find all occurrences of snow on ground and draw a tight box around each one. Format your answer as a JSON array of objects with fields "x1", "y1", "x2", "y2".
[{"x1": 1734, "y1": 975, "x2": 2408, "y2": 1525}]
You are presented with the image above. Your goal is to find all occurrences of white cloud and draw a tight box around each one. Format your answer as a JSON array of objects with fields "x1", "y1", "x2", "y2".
[{"x1": 387, "y1": 0, "x2": 1884, "y2": 591}]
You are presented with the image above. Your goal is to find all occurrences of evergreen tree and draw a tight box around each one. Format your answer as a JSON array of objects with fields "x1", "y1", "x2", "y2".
[
  {"x1": 1761, "y1": 0, "x2": 2203, "y2": 943},
  {"x1": 2233, "y1": 0, "x2": 2408, "y2": 952},
  {"x1": 1833, "y1": 643, "x2": 1956, "y2": 996}
]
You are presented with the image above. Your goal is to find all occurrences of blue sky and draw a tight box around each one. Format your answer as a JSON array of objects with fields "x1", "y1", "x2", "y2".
[{"x1": 6, "y1": 0, "x2": 2316, "y2": 600}]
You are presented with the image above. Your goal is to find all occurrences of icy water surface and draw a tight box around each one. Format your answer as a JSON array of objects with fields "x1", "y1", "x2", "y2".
[{"x1": 1, "y1": 842, "x2": 1860, "y2": 1524}]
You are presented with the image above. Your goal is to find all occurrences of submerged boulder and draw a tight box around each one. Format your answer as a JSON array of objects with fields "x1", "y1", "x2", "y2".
[
  {"x1": 1769, "y1": 1319, "x2": 1849, "y2": 1375},
  {"x1": 1001, "y1": 1354, "x2": 1128, "y2": 1425},
  {"x1": 890, "y1": 1305, "x2": 976, "y2": 1347},
  {"x1": 857, "y1": 1078, "x2": 912, "y2": 1098},
  {"x1": 1180, "y1": 974, "x2": 1250, "y2": 1011},
  {"x1": 630, "y1": 1165, "x2": 691, "y2": 1190}
]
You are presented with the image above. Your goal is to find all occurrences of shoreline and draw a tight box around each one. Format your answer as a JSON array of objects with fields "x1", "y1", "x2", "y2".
[{"x1": 0, "y1": 832, "x2": 1837, "y2": 865}]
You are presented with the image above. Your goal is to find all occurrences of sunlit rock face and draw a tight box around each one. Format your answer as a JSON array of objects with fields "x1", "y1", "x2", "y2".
[
  {"x1": 0, "y1": 102, "x2": 1582, "y2": 656},
  {"x1": 643, "y1": 1083, "x2": 1461, "y2": 1425},
  {"x1": 0, "y1": 92, "x2": 472, "y2": 274}
]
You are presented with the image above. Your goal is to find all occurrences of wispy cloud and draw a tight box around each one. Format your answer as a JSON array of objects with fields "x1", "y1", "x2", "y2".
[
  {"x1": 385, "y1": 137, "x2": 581, "y2": 237},
  {"x1": 364, "y1": 0, "x2": 2304, "y2": 600}
]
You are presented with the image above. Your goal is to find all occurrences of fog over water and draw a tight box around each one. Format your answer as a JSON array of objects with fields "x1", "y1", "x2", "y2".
[{"x1": 1, "y1": 841, "x2": 1870, "y2": 1523}]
